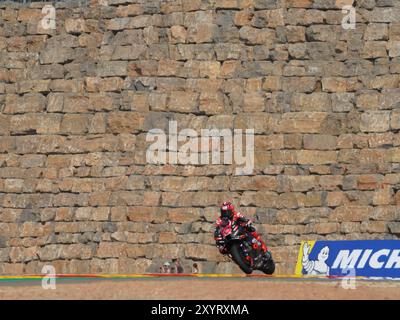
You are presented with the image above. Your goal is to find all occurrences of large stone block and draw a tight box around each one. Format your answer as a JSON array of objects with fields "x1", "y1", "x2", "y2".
[
  {"x1": 278, "y1": 112, "x2": 327, "y2": 133},
  {"x1": 167, "y1": 91, "x2": 198, "y2": 113},
  {"x1": 188, "y1": 23, "x2": 219, "y2": 43},
  {"x1": 297, "y1": 150, "x2": 337, "y2": 165},
  {"x1": 360, "y1": 111, "x2": 390, "y2": 132},
  {"x1": 40, "y1": 46, "x2": 75, "y2": 64},
  {"x1": 4, "y1": 94, "x2": 46, "y2": 114},
  {"x1": 65, "y1": 18, "x2": 87, "y2": 34},
  {"x1": 303, "y1": 134, "x2": 337, "y2": 150},
  {"x1": 239, "y1": 26, "x2": 275, "y2": 45},
  {"x1": 107, "y1": 112, "x2": 145, "y2": 133},
  {"x1": 96, "y1": 61, "x2": 128, "y2": 77},
  {"x1": 291, "y1": 93, "x2": 330, "y2": 112},
  {"x1": 330, "y1": 206, "x2": 374, "y2": 222}
]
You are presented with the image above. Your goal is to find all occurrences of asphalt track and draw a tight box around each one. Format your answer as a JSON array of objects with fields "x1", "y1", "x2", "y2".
[{"x1": 0, "y1": 274, "x2": 399, "y2": 299}]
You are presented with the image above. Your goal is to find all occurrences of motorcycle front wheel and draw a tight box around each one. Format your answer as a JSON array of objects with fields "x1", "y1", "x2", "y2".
[
  {"x1": 261, "y1": 257, "x2": 275, "y2": 275},
  {"x1": 229, "y1": 242, "x2": 253, "y2": 274}
]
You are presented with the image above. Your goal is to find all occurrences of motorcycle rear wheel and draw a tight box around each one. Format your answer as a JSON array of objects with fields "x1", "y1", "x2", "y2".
[{"x1": 230, "y1": 242, "x2": 253, "y2": 274}]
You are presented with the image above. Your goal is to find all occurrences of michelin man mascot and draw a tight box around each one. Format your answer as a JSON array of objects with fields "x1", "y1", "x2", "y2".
[{"x1": 302, "y1": 242, "x2": 330, "y2": 276}]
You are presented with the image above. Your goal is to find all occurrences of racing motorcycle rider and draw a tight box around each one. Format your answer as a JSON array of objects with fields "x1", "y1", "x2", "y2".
[{"x1": 214, "y1": 201, "x2": 272, "y2": 265}]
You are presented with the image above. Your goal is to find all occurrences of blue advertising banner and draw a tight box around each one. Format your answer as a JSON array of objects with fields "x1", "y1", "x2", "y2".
[{"x1": 295, "y1": 240, "x2": 400, "y2": 278}]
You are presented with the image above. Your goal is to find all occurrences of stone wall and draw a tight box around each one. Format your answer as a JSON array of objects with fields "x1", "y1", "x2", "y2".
[{"x1": 0, "y1": 0, "x2": 399, "y2": 275}]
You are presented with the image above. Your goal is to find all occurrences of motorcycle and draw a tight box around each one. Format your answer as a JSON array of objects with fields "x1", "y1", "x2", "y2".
[{"x1": 219, "y1": 218, "x2": 275, "y2": 275}]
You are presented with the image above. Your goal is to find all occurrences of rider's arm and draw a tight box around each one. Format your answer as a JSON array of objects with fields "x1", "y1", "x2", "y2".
[
  {"x1": 214, "y1": 227, "x2": 228, "y2": 254},
  {"x1": 236, "y1": 214, "x2": 256, "y2": 232},
  {"x1": 214, "y1": 226, "x2": 221, "y2": 239},
  {"x1": 214, "y1": 227, "x2": 224, "y2": 243},
  {"x1": 236, "y1": 216, "x2": 249, "y2": 224}
]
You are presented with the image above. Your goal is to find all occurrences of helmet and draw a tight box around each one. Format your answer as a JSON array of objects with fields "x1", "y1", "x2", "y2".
[{"x1": 220, "y1": 201, "x2": 234, "y2": 219}]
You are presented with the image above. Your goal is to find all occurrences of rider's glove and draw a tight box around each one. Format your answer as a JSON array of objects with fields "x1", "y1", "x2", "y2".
[{"x1": 245, "y1": 220, "x2": 256, "y2": 232}]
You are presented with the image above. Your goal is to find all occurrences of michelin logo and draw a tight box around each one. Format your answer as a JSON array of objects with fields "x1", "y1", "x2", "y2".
[
  {"x1": 332, "y1": 249, "x2": 400, "y2": 270},
  {"x1": 296, "y1": 240, "x2": 400, "y2": 278},
  {"x1": 302, "y1": 242, "x2": 330, "y2": 275}
]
